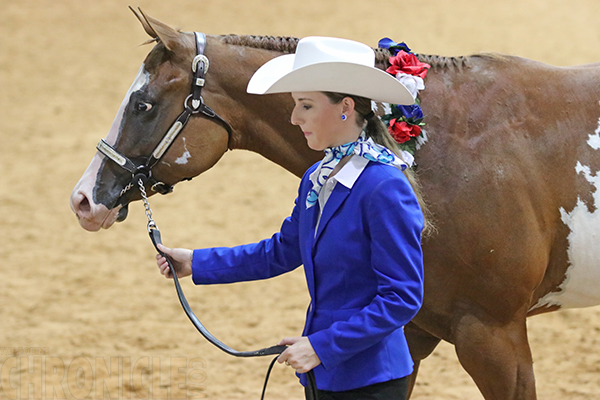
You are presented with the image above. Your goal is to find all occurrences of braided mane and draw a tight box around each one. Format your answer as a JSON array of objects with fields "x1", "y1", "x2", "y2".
[
  {"x1": 220, "y1": 34, "x2": 473, "y2": 70},
  {"x1": 220, "y1": 34, "x2": 300, "y2": 54}
]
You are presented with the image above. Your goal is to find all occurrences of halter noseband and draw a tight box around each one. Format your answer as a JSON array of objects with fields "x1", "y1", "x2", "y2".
[{"x1": 96, "y1": 32, "x2": 233, "y2": 204}]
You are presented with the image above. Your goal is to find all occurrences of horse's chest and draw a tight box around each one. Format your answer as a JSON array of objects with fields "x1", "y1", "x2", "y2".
[{"x1": 536, "y1": 120, "x2": 600, "y2": 310}]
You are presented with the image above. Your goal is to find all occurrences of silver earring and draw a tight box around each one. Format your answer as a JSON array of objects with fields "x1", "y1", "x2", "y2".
[{"x1": 341, "y1": 114, "x2": 347, "y2": 121}]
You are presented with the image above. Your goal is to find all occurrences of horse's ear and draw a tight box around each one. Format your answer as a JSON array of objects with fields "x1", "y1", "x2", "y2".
[
  {"x1": 130, "y1": 7, "x2": 181, "y2": 52},
  {"x1": 129, "y1": 6, "x2": 156, "y2": 39}
]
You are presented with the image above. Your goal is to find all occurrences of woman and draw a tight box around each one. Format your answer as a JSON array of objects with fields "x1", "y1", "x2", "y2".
[{"x1": 156, "y1": 36, "x2": 425, "y2": 399}]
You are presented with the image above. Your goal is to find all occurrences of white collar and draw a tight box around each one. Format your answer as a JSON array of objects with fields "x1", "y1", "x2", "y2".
[{"x1": 331, "y1": 155, "x2": 369, "y2": 189}]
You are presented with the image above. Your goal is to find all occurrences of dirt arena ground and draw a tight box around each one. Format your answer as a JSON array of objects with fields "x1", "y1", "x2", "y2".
[{"x1": 2, "y1": 1, "x2": 600, "y2": 399}]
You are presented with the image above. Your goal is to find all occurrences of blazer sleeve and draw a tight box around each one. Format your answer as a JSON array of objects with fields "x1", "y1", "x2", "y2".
[
  {"x1": 308, "y1": 174, "x2": 425, "y2": 370},
  {"x1": 191, "y1": 196, "x2": 303, "y2": 285}
]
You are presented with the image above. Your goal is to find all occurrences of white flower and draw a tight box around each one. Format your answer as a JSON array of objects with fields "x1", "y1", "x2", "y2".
[{"x1": 395, "y1": 73, "x2": 425, "y2": 99}]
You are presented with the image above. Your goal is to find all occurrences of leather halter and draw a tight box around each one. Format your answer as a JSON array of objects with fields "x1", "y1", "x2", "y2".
[{"x1": 96, "y1": 32, "x2": 233, "y2": 203}]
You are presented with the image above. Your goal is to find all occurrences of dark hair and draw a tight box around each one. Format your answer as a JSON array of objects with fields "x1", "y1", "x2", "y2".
[{"x1": 323, "y1": 92, "x2": 434, "y2": 238}]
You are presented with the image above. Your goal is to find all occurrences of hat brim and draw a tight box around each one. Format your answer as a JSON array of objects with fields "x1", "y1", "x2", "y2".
[{"x1": 247, "y1": 54, "x2": 415, "y2": 105}]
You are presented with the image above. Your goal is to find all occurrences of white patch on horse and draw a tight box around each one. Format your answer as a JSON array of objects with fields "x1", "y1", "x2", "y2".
[
  {"x1": 533, "y1": 125, "x2": 600, "y2": 311},
  {"x1": 105, "y1": 64, "x2": 150, "y2": 146},
  {"x1": 175, "y1": 137, "x2": 192, "y2": 165},
  {"x1": 73, "y1": 65, "x2": 150, "y2": 202},
  {"x1": 588, "y1": 115, "x2": 600, "y2": 150}
]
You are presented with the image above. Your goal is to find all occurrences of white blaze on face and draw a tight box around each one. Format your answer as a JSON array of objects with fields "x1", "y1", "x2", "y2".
[
  {"x1": 78, "y1": 64, "x2": 149, "y2": 183},
  {"x1": 70, "y1": 64, "x2": 150, "y2": 230},
  {"x1": 532, "y1": 114, "x2": 600, "y2": 311},
  {"x1": 106, "y1": 64, "x2": 150, "y2": 146}
]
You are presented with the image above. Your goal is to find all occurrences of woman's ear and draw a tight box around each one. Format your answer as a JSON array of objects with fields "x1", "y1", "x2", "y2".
[{"x1": 341, "y1": 97, "x2": 356, "y2": 118}]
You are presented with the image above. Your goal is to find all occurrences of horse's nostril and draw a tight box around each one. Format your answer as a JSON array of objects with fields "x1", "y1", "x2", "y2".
[{"x1": 78, "y1": 195, "x2": 91, "y2": 214}]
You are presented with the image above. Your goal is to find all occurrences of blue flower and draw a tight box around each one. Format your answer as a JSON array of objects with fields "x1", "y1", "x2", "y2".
[
  {"x1": 396, "y1": 104, "x2": 423, "y2": 121},
  {"x1": 378, "y1": 37, "x2": 412, "y2": 55}
]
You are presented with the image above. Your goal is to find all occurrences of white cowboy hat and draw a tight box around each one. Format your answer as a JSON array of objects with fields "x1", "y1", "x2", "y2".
[{"x1": 247, "y1": 36, "x2": 415, "y2": 105}]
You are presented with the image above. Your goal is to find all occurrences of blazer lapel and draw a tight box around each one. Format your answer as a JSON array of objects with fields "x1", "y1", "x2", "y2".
[{"x1": 313, "y1": 184, "x2": 351, "y2": 245}]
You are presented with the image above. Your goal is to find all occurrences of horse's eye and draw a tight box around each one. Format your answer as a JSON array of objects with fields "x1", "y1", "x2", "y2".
[{"x1": 135, "y1": 102, "x2": 152, "y2": 112}]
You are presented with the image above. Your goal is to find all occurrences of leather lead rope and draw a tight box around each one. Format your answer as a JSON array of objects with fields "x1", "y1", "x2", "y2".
[
  {"x1": 97, "y1": 31, "x2": 317, "y2": 397},
  {"x1": 139, "y1": 180, "x2": 318, "y2": 399},
  {"x1": 149, "y1": 225, "x2": 288, "y2": 356}
]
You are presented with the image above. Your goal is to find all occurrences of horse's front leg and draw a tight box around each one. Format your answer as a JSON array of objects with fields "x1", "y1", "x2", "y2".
[
  {"x1": 404, "y1": 321, "x2": 442, "y2": 399},
  {"x1": 453, "y1": 309, "x2": 536, "y2": 400}
]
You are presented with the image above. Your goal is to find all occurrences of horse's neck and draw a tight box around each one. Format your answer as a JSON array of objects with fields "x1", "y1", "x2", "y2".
[
  {"x1": 239, "y1": 121, "x2": 320, "y2": 177},
  {"x1": 213, "y1": 37, "x2": 321, "y2": 177}
]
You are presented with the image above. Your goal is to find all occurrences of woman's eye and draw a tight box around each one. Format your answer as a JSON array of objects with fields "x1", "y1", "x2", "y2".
[
  {"x1": 135, "y1": 102, "x2": 153, "y2": 112},
  {"x1": 303, "y1": 105, "x2": 312, "y2": 110}
]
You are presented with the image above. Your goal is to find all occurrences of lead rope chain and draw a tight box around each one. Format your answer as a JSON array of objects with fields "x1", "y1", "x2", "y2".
[
  {"x1": 136, "y1": 179, "x2": 318, "y2": 400},
  {"x1": 139, "y1": 179, "x2": 155, "y2": 227}
]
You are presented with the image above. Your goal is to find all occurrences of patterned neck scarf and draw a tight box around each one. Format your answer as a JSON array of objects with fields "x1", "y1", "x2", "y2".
[{"x1": 306, "y1": 133, "x2": 408, "y2": 209}]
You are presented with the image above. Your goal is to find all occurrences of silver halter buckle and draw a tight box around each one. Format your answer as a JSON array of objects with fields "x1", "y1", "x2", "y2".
[{"x1": 192, "y1": 54, "x2": 209, "y2": 73}]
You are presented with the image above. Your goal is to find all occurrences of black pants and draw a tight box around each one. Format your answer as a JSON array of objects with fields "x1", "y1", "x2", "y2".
[{"x1": 305, "y1": 377, "x2": 409, "y2": 400}]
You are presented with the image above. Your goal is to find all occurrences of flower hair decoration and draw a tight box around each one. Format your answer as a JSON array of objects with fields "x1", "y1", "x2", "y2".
[{"x1": 378, "y1": 38, "x2": 430, "y2": 161}]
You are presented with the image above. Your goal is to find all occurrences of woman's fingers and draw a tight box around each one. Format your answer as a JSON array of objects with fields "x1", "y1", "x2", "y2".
[
  {"x1": 276, "y1": 337, "x2": 320, "y2": 373},
  {"x1": 156, "y1": 257, "x2": 179, "y2": 279},
  {"x1": 156, "y1": 252, "x2": 173, "y2": 278},
  {"x1": 278, "y1": 337, "x2": 300, "y2": 346},
  {"x1": 155, "y1": 244, "x2": 193, "y2": 279},
  {"x1": 277, "y1": 337, "x2": 300, "y2": 366}
]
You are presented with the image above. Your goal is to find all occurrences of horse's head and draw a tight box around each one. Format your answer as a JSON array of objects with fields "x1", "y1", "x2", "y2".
[{"x1": 70, "y1": 9, "x2": 234, "y2": 231}]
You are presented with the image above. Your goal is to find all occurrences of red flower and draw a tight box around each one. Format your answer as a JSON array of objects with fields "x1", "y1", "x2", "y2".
[
  {"x1": 388, "y1": 119, "x2": 422, "y2": 144},
  {"x1": 386, "y1": 51, "x2": 430, "y2": 79}
]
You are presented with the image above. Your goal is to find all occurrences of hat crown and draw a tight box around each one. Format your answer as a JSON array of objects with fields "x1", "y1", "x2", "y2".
[
  {"x1": 246, "y1": 36, "x2": 414, "y2": 105},
  {"x1": 292, "y1": 37, "x2": 375, "y2": 70}
]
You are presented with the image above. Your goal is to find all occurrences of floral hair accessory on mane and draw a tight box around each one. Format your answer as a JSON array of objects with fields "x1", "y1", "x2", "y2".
[
  {"x1": 378, "y1": 38, "x2": 431, "y2": 160},
  {"x1": 377, "y1": 38, "x2": 412, "y2": 55}
]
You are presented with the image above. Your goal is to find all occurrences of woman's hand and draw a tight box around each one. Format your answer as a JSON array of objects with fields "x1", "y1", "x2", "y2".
[
  {"x1": 155, "y1": 243, "x2": 193, "y2": 279},
  {"x1": 277, "y1": 336, "x2": 321, "y2": 373}
]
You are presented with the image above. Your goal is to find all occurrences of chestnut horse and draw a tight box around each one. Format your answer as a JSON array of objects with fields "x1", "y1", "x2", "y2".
[{"x1": 70, "y1": 9, "x2": 600, "y2": 400}]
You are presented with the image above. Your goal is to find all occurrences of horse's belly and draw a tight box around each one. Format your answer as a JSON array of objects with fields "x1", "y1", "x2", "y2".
[{"x1": 534, "y1": 126, "x2": 600, "y2": 310}]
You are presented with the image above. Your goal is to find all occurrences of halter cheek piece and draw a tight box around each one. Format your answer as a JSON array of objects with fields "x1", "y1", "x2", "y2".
[
  {"x1": 96, "y1": 32, "x2": 319, "y2": 399},
  {"x1": 96, "y1": 32, "x2": 233, "y2": 202}
]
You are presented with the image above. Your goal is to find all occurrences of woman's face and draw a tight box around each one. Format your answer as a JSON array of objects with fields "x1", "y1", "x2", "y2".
[{"x1": 290, "y1": 91, "x2": 359, "y2": 151}]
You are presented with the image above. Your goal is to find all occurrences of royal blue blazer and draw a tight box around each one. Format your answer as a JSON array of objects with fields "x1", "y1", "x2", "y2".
[{"x1": 191, "y1": 161, "x2": 424, "y2": 392}]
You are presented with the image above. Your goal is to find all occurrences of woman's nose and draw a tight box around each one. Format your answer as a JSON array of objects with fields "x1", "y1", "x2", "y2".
[{"x1": 290, "y1": 107, "x2": 301, "y2": 126}]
